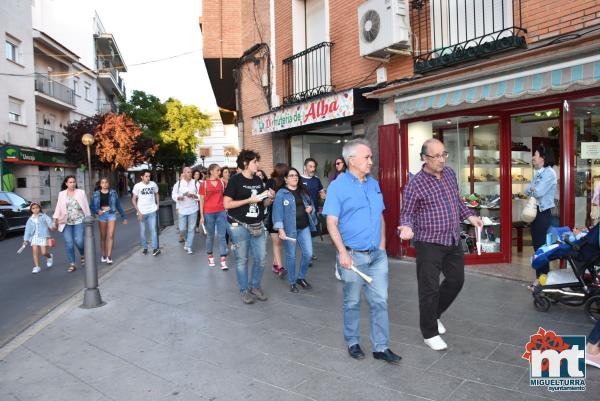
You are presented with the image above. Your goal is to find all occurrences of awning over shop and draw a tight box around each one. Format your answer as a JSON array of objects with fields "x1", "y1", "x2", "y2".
[{"x1": 396, "y1": 54, "x2": 600, "y2": 117}]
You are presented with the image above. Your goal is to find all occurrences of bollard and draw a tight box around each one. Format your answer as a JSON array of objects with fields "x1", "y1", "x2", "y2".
[{"x1": 81, "y1": 215, "x2": 105, "y2": 308}]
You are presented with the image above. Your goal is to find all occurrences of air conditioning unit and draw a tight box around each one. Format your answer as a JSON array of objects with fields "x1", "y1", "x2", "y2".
[{"x1": 358, "y1": 0, "x2": 411, "y2": 61}]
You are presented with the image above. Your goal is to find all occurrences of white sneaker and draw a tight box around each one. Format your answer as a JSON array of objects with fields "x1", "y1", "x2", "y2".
[
  {"x1": 32, "y1": 266, "x2": 41, "y2": 274},
  {"x1": 46, "y1": 253, "x2": 53, "y2": 268},
  {"x1": 106, "y1": 257, "x2": 113, "y2": 265},
  {"x1": 335, "y1": 267, "x2": 341, "y2": 281},
  {"x1": 101, "y1": 256, "x2": 107, "y2": 263},
  {"x1": 424, "y1": 335, "x2": 448, "y2": 351},
  {"x1": 187, "y1": 247, "x2": 193, "y2": 255},
  {"x1": 220, "y1": 256, "x2": 228, "y2": 270},
  {"x1": 437, "y1": 319, "x2": 446, "y2": 335},
  {"x1": 208, "y1": 255, "x2": 215, "y2": 267}
]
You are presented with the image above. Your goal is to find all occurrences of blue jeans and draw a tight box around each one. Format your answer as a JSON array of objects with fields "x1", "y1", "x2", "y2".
[
  {"x1": 178, "y1": 211, "x2": 198, "y2": 249},
  {"x1": 337, "y1": 248, "x2": 389, "y2": 352},
  {"x1": 139, "y1": 212, "x2": 158, "y2": 250},
  {"x1": 205, "y1": 211, "x2": 228, "y2": 256},
  {"x1": 589, "y1": 320, "x2": 600, "y2": 345},
  {"x1": 228, "y1": 223, "x2": 267, "y2": 292},
  {"x1": 283, "y1": 226, "x2": 312, "y2": 284},
  {"x1": 62, "y1": 223, "x2": 84, "y2": 265}
]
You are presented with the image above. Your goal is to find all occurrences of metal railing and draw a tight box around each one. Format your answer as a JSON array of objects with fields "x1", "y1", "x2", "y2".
[
  {"x1": 282, "y1": 42, "x2": 334, "y2": 105},
  {"x1": 411, "y1": 0, "x2": 527, "y2": 74},
  {"x1": 34, "y1": 73, "x2": 76, "y2": 106},
  {"x1": 97, "y1": 58, "x2": 126, "y2": 94},
  {"x1": 37, "y1": 127, "x2": 65, "y2": 151},
  {"x1": 97, "y1": 102, "x2": 117, "y2": 114}
]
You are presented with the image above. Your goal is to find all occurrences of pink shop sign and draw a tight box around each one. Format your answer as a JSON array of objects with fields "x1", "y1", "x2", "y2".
[{"x1": 252, "y1": 90, "x2": 354, "y2": 135}]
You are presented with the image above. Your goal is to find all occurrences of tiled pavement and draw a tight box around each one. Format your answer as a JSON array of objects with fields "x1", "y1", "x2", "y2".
[{"x1": 0, "y1": 227, "x2": 598, "y2": 401}]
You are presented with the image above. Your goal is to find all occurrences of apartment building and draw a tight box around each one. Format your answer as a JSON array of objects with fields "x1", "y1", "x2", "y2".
[
  {"x1": 203, "y1": 0, "x2": 600, "y2": 270},
  {"x1": 1, "y1": 0, "x2": 127, "y2": 208},
  {"x1": 196, "y1": 112, "x2": 240, "y2": 170}
]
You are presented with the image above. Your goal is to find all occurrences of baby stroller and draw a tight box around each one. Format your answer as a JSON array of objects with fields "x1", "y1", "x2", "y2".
[{"x1": 531, "y1": 223, "x2": 600, "y2": 322}]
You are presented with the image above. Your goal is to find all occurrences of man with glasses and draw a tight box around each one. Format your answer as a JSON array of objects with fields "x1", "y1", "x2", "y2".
[{"x1": 398, "y1": 138, "x2": 482, "y2": 351}]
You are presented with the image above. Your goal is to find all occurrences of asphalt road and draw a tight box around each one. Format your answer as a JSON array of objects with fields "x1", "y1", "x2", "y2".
[{"x1": 0, "y1": 210, "x2": 142, "y2": 347}]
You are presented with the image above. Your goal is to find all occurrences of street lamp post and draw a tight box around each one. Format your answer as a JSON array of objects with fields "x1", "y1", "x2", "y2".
[
  {"x1": 81, "y1": 133, "x2": 95, "y2": 194},
  {"x1": 80, "y1": 133, "x2": 103, "y2": 308}
]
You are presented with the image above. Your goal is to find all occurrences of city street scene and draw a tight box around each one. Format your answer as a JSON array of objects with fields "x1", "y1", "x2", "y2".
[{"x1": 1, "y1": 0, "x2": 600, "y2": 400}]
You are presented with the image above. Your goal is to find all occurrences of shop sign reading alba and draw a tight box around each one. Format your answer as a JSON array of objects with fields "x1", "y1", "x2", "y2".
[{"x1": 252, "y1": 90, "x2": 354, "y2": 135}]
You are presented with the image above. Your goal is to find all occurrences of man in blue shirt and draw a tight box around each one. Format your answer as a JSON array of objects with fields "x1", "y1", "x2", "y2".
[
  {"x1": 323, "y1": 139, "x2": 401, "y2": 364},
  {"x1": 300, "y1": 158, "x2": 325, "y2": 209}
]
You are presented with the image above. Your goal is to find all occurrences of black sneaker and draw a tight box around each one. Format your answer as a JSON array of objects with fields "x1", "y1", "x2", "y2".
[
  {"x1": 152, "y1": 248, "x2": 161, "y2": 256},
  {"x1": 373, "y1": 348, "x2": 402, "y2": 365},
  {"x1": 296, "y1": 279, "x2": 312, "y2": 289},
  {"x1": 290, "y1": 284, "x2": 299, "y2": 293},
  {"x1": 142, "y1": 248, "x2": 148, "y2": 255}
]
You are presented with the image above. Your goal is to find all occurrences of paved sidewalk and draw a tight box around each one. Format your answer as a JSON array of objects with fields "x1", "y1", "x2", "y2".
[{"x1": 0, "y1": 228, "x2": 598, "y2": 401}]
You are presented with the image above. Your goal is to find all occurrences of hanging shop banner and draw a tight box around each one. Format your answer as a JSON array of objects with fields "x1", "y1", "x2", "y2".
[{"x1": 252, "y1": 89, "x2": 354, "y2": 135}]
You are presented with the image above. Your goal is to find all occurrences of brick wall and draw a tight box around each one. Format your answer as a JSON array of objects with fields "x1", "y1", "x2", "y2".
[
  {"x1": 522, "y1": 0, "x2": 600, "y2": 42},
  {"x1": 202, "y1": 0, "x2": 243, "y2": 59}
]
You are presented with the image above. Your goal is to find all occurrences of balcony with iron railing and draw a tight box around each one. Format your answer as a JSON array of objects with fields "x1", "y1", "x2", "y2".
[
  {"x1": 97, "y1": 57, "x2": 126, "y2": 95},
  {"x1": 37, "y1": 127, "x2": 65, "y2": 152},
  {"x1": 411, "y1": 0, "x2": 527, "y2": 74},
  {"x1": 34, "y1": 73, "x2": 76, "y2": 107},
  {"x1": 282, "y1": 42, "x2": 335, "y2": 105}
]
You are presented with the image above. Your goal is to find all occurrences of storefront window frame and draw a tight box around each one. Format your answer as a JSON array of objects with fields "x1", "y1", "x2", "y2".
[{"x1": 396, "y1": 87, "x2": 600, "y2": 264}]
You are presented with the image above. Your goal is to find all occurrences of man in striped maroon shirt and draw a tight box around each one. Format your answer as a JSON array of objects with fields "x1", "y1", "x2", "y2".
[{"x1": 398, "y1": 139, "x2": 483, "y2": 351}]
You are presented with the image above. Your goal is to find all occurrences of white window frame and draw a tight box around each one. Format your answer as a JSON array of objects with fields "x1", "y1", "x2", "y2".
[
  {"x1": 73, "y1": 78, "x2": 79, "y2": 96},
  {"x1": 431, "y1": 0, "x2": 513, "y2": 55},
  {"x1": 5, "y1": 35, "x2": 20, "y2": 64},
  {"x1": 8, "y1": 97, "x2": 24, "y2": 124},
  {"x1": 84, "y1": 83, "x2": 91, "y2": 101}
]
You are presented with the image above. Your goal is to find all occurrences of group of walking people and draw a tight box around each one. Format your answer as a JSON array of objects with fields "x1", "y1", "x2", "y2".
[{"x1": 22, "y1": 175, "x2": 128, "y2": 274}]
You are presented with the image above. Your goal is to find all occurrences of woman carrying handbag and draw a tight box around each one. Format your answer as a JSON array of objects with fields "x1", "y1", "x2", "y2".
[{"x1": 524, "y1": 144, "x2": 557, "y2": 289}]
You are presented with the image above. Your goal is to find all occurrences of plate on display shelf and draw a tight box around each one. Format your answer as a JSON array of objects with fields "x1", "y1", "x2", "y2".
[{"x1": 463, "y1": 217, "x2": 499, "y2": 226}]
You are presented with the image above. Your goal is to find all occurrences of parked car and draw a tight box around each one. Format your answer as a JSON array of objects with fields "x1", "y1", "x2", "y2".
[{"x1": 0, "y1": 192, "x2": 31, "y2": 240}]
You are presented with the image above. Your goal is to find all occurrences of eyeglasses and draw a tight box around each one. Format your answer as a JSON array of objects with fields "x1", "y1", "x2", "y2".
[
  {"x1": 423, "y1": 151, "x2": 449, "y2": 161},
  {"x1": 287, "y1": 174, "x2": 299, "y2": 178},
  {"x1": 335, "y1": 162, "x2": 344, "y2": 165}
]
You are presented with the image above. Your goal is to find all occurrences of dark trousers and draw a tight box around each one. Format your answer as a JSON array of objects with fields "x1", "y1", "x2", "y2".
[
  {"x1": 530, "y1": 208, "x2": 553, "y2": 277},
  {"x1": 589, "y1": 320, "x2": 600, "y2": 345},
  {"x1": 415, "y1": 241, "x2": 465, "y2": 339}
]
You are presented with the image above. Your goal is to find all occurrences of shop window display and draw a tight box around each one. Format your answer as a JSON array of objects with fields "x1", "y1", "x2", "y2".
[{"x1": 407, "y1": 117, "x2": 502, "y2": 255}]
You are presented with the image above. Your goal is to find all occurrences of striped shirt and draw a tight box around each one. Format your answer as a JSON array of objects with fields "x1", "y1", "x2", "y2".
[{"x1": 400, "y1": 166, "x2": 473, "y2": 246}]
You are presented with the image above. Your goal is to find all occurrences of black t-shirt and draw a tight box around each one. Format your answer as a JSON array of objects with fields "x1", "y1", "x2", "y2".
[
  {"x1": 224, "y1": 173, "x2": 266, "y2": 224},
  {"x1": 100, "y1": 191, "x2": 110, "y2": 207},
  {"x1": 292, "y1": 189, "x2": 309, "y2": 229}
]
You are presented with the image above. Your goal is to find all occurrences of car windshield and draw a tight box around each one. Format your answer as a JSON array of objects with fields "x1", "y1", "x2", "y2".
[{"x1": 5, "y1": 193, "x2": 29, "y2": 208}]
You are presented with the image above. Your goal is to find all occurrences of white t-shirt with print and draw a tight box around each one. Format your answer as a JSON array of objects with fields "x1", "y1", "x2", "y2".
[{"x1": 133, "y1": 181, "x2": 159, "y2": 214}]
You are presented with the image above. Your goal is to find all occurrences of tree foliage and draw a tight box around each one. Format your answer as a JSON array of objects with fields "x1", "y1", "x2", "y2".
[
  {"x1": 161, "y1": 98, "x2": 211, "y2": 155},
  {"x1": 118, "y1": 90, "x2": 166, "y2": 140},
  {"x1": 95, "y1": 113, "x2": 158, "y2": 171},
  {"x1": 63, "y1": 114, "x2": 106, "y2": 169}
]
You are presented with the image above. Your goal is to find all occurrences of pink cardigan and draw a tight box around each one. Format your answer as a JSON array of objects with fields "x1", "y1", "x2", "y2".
[{"x1": 53, "y1": 189, "x2": 91, "y2": 231}]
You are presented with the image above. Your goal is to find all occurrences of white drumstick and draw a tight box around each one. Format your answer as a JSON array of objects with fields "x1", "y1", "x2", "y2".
[
  {"x1": 17, "y1": 243, "x2": 27, "y2": 255},
  {"x1": 350, "y1": 265, "x2": 373, "y2": 284},
  {"x1": 283, "y1": 236, "x2": 296, "y2": 242},
  {"x1": 201, "y1": 224, "x2": 208, "y2": 235},
  {"x1": 476, "y1": 226, "x2": 482, "y2": 256}
]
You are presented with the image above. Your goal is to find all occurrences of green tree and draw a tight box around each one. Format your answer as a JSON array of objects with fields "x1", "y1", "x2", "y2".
[
  {"x1": 161, "y1": 98, "x2": 211, "y2": 155},
  {"x1": 118, "y1": 90, "x2": 167, "y2": 140}
]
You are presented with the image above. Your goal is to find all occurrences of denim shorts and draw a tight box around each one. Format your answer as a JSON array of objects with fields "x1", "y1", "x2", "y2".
[{"x1": 98, "y1": 212, "x2": 117, "y2": 222}]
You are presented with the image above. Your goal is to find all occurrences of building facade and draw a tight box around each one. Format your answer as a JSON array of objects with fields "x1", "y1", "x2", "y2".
[
  {"x1": 195, "y1": 112, "x2": 240, "y2": 170},
  {"x1": 1, "y1": 0, "x2": 127, "y2": 208},
  {"x1": 202, "y1": 0, "x2": 600, "y2": 273}
]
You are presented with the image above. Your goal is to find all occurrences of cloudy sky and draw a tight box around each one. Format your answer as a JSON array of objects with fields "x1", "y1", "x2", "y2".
[{"x1": 94, "y1": 0, "x2": 217, "y2": 112}]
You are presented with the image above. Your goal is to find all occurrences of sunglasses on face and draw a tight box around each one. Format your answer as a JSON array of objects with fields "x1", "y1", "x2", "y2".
[
  {"x1": 287, "y1": 174, "x2": 299, "y2": 178},
  {"x1": 336, "y1": 162, "x2": 344, "y2": 165}
]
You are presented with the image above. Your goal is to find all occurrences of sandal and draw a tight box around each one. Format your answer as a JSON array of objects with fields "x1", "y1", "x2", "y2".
[{"x1": 67, "y1": 264, "x2": 77, "y2": 273}]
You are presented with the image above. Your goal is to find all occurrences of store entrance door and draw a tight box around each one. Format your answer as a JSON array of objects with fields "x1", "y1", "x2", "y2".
[{"x1": 510, "y1": 109, "x2": 561, "y2": 273}]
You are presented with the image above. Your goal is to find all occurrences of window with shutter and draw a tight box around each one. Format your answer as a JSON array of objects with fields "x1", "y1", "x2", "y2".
[{"x1": 8, "y1": 97, "x2": 23, "y2": 123}]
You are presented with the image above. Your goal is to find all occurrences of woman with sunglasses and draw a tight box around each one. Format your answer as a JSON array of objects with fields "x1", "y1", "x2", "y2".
[
  {"x1": 272, "y1": 167, "x2": 318, "y2": 292},
  {"x1": 90, "y1": 177, "x2": 128, "y2": 264},
  {"x1": 329, "y1": 157, "x2": 347, "y2": 183}
]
